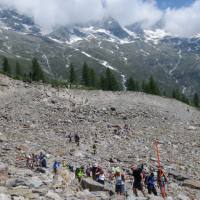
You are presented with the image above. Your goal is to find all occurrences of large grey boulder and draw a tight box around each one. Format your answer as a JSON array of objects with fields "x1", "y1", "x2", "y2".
[
  {"x1": 26, "y1": 177, "x2": 43, "y2": 188},
  {"x1": 178, "y1": 194, "x2": 190, "y2": 200},
  {"x1": 0, "y1": 132, "x2": 7, "y2": 142},
  {"x1": 6, "y1": 177, "x2": 43, "y2": 188},
  {"x1": 81, "y1": 178, "x2": 111, "y2": 192},
  {"x1": 46, "y1": 190, "x2": 62, "y2": 200},
  {"x1": 182, "y1": 179, "x2": 200, "y2": 189},
  {"x1": 6, "y1": 178, "x2": 26, "y2": 188},
  {"x1": 168, "y1": 170, "x2": 189, "y2": 181},
  {"x1": 0, "y1": 194, "x2": 11, "y2": 200},
  {"x1": 0, "y1": 163, "x2": 8, "y2": 186}
]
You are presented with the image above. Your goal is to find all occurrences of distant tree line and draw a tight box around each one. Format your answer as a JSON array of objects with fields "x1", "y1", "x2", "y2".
[
  {"x1": 69, "y1": 62, "x2": 119, "y2": 91},
  {"x1": 126, "y1": 75, "x2": 199, "y2": 108},
  {"x1": 0, "y1": 56, "x2": 199, "y2": 108},
  {"x1": 0, "y1": 57, "x2": 45, "y2": 83}
]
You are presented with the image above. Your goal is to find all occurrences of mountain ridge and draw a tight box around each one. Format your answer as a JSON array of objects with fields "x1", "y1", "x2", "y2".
[{"x1": 0, "y1": 7, "x2": 200, "y2": 96}]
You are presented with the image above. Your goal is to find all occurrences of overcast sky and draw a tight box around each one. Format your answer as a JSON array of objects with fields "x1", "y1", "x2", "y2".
[{"x1": 0, "y1": 0, "x2": 199, "y2": 37}]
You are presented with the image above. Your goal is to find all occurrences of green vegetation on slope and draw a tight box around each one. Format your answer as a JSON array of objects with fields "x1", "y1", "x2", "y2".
[{"x1": 0, "y1": 56, "x2": 200, "y2": 108}]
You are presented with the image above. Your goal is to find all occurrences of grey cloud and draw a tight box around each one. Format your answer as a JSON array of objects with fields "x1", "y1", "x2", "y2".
[
  {"x1": 0, "y1": 0, "x2": 162, "y2": 31},
  {"x1": 164, "y1": 0, "x2": 200, "y2": 37},
  {"x1": 0, "y1": 0, "x2": 200, "y2": 37}
]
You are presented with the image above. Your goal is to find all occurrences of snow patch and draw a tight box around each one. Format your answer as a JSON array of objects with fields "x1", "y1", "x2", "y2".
[
  {"x1": 122, "y1": 27, "x2": 139, "y2": 39},
  {"x1": 120, "y1": 52, "x2": 128, "y2": 64},
  {"x1": 182, "y1": 86, "x2": 186, "y2": 94},
  {"x1": 144, "y1": 29, "x2": 169, "y2": 45},
  {"x1": 42, "y1": 54, "x2": 52, "y2": 73},
  {"x1": 81, "y1": 51, "x2": 93, "y2": 58},
  {"x1": 100, "y1": 60, "x2": 117, "y2": 71},
  {"x1": 79, "y1": 50, "x2": 117, "y2": 71},
  {"x1": 169, "y1": 49, "x2": 182, "y2": 75},
  {"x1": 66, "y1": 35, "x2": 83, "y2": 44},
  {"x1": 121, "y1": 74, "x2": 127, "y2": 91},
  {"x1": 48, "y1": 37, "x2": 64, "y2": 44},
  {"x1": 140, "y1": 49, "x2": 150, "y2": 56}
]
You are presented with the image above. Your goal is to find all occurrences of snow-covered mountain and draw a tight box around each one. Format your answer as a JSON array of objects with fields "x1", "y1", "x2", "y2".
[{"x1": 0, "y1": 8, "x2": 200, "y2": 95}]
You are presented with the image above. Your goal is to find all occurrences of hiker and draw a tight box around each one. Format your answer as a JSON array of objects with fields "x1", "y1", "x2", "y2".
[
  {"x1": 75, "y1": 166, "x2": 84, "y2": 182},
  {"x1": 113, "y1": 168, "x2": 125, "y2": 195},
  {"x1": 131, "y1": 164, "x2": 146, "y2": 197},
  {"x1": 91, "y1": 163, "x2": 101, "y2": 181},
  {"x1": 53, "y1": 160, "x2": 60, "y2": 178},
  {"x1": 39, "y1": 152, "x2": 47, "y2": 168},
  {"x1": 32, "y1": 153, "x2": 39, "y2": 168},
  {"x1": 92, "y1": 144, "x2": 97, "y2": 155},
  {"x1": 68, "y1": 164, "x2": 74, "y2": 172},
  {"x1": 123, "y1": 124, "x2": 129, "y2": 133},
  {"x1": 26, "y1": 153, "x2": 33, "y2": 169},
  {"x1": 74, "y1": 134, "x2": 80, "y2": 146},
  {"x1": 97, "y1": 170, "x2": 105, "y2": 185},
  {"x1": 62, "y1": 160, "x2": 67, "y2": 168},
  {"x1": 157, "y1": 167, "x2": 168, "y2": 199},
  {"x1": 86, "y1": 165, "x2": 92, "y2": 177},
  {"x1": 146, "y1": 171, "x2": 157, "y2": 196},
  {"x1": 68, "y1": 133, "x2": 72, "y2": 143}
]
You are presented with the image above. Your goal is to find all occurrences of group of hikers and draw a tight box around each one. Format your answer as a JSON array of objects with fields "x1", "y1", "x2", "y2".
[
  {"x1": 17, "y1": 146, "x2": 168, "y2": 198},
  {"x1": 52, "y1": 159, "x2": 168, "y2": 199},
  {"x1": 68, "y1": 133, "x2": 80, "y2": 146},
  {"x1": 26, "y1": 152, "x2": 47, "y2": 169},
  {"x1": 16, "y1": 146, "x2": 48, "y2": 170},
  {"x1": 15, "y1": 130, "x2": 168, "y2": 199}
]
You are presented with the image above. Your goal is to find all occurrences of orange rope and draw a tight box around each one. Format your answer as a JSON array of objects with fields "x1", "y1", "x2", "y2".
[{"x1": 153, "y1": 141, "x2": 166, "y2": 200}]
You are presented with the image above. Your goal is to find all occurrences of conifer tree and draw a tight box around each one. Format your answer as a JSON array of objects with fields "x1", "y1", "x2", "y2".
[
  {"x1": 181, "y1": 93, "x2": 190, "y2": 105},
  {"x1": 172, "y1": 89, "x2": 181, "y2": 100},
  {"x1": 16, "y1": 62, "x2": 22, "y2": 78},
  {"x1": 32, "y1": 58, "x2": 44, "y2": 81},
  {"x1": 162, "y1": 90, "x2": 166, "y2": 96},
  {"x1": 135, "y1": 80, "x2": 140, "y2": 91},
  {"x1": 82, "y1": 62, "x2": 90, "y2": 86},
  {"x1": 2, "y1": 57, "x2": 11, "y2": 75},
  {"x1": 100, "y1": 74, "x2": 106, "y2": 90},
  {"x1": 148, "y1": 76, "x2": 160, "y2": 95},
  {"x1": 69, "y1": 63, "x2": 76, "y2": 84},
  {"x1": 126, "y1": 77, "x2": 136, "y2": 91},
  {"x1": 110, "y1": 72, "x2": 119, "y2": 91},
  {"x1": 193, "y1": 93, "x2": 199, "y2": 107},
  {"x1": 89, "y1": 68, "x2": 96, "y2": 87},
  {"x1": 142, "y1": 80, "x2": 148, "y2": 93},
  {"x1": 104, "y1": 68, "x2": 119, "y2": 91}
]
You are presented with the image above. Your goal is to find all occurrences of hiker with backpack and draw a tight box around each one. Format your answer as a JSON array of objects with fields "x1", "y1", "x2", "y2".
[
  {"x1": 97, "y1": 170, "x2": 105, "y2": 185},
  {"x1": 112, "y1": 168, "x2": 125, "y2": 195},
  {"x1": 91, "y1": 163, "x2": 101, "y2": 181},
  {"x1": 145, "y1": 171, "x2": 158, "y2": 196},
  {"x1": 39, "y1": 152, "x2": 47, "y2": 168},
  {"x1": 86, "y1": 165, "x2": 92, "y2": 177},
  {"x1": 75, "y1": 166, "x2": 84, "y2": 182},
  {"x1": 53, "y1": 160, "x2": 60, "y2": 179},
  {"x1": 131, "y1": 164, "x2": 146, "y2": 197},
  {"x1": 157, "y1": 167, "x2": 168, "y2": 199}
]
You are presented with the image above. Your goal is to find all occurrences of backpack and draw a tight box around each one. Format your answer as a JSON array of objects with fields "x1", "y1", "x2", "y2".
[
  {"x1": 116, "y1": 175, "x2": 123, "y2": 185},
  {"x1": 53, "y1": 162, "x2": 59, "y2": 169},
  {"x1": 147, "y1": 175, "x2": 155, "y2": 187}
]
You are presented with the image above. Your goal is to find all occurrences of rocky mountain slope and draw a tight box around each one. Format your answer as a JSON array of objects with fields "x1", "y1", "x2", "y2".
[
  {"x1": 0, "y1": 8, "x2": 200, "y2": 95},
  {"x1": 0, "y1": 74, "x2": 200, "y2": 199}
]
